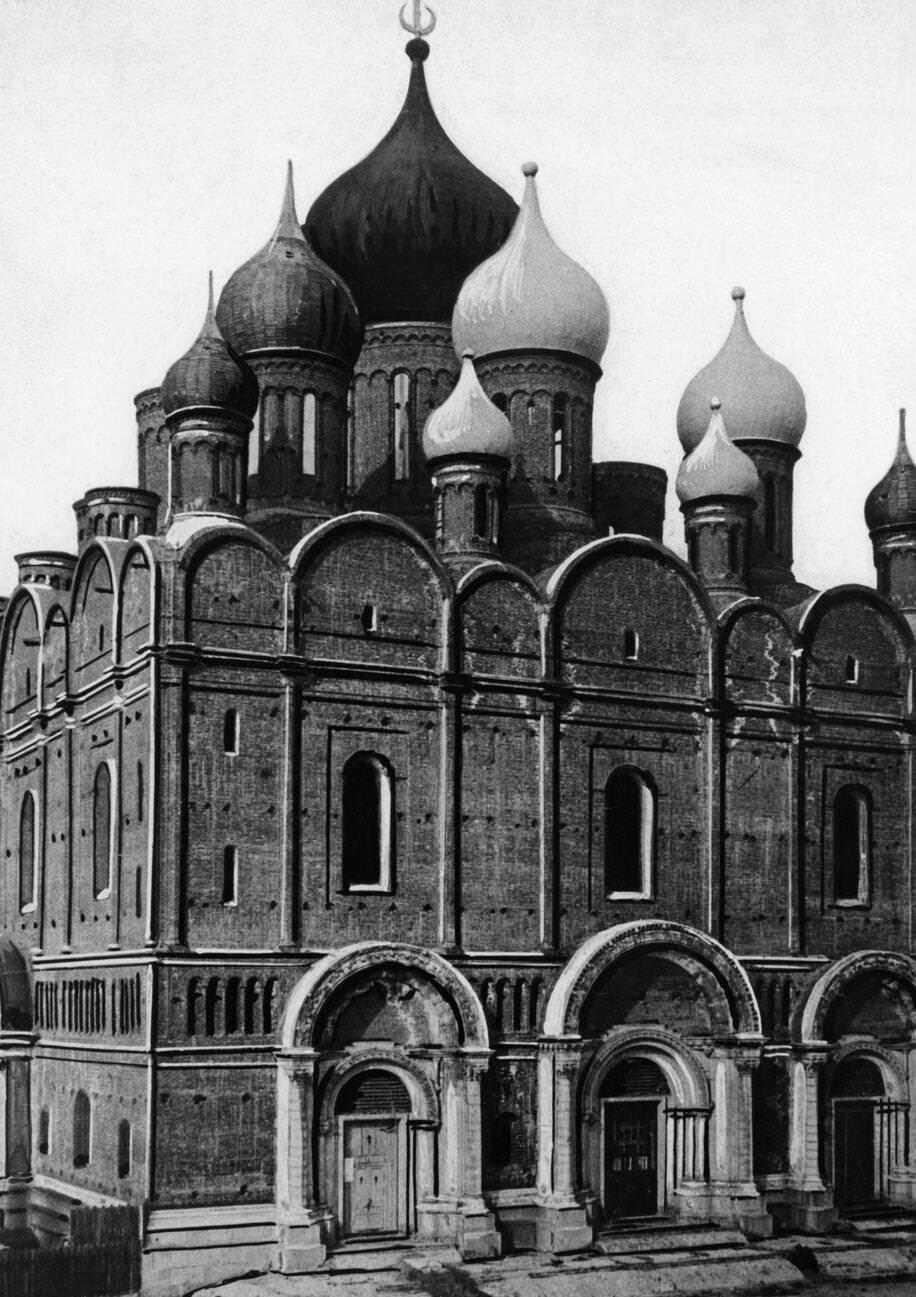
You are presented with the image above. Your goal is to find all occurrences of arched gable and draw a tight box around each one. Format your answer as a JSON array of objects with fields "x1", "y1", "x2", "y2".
[
  {"x1": 291, "y1": 513, "x2": 450, "y2": 672},
  {"x1": 280, "y1": 941, "x2": 489, "y2": 1052},
  {"x1": 720, "y1": 601, "x2": 795, "y2": 706},
  {"x1": 547, "y1": 537, "x2": 714, "y2": 697},
  {"x1": 456, "y1": 563, "x2": 543, "y2": 680},
  {"x1": 793, "y1": 949, "x2": 916, "y2": 1044},
  {"x1": 41, "y1": 603, "x2": 69, "y2": 707},
  {"x1": 69, "y1": 544, "x2": 119, "y2": 690},
  {"x1": 117, "y1": 542, "x2": 157, "y2": 662},
  {"x1": 542, "y1": 919, "x2": 762, "y2": 1038},
  {"x1": 0, "y1": 592, "x2": 41, "y2": 723},
  {"x1": 799, "y1": 586, "x2": 911, "y2": 718},
  {"x1": 185, "y1": 534, "x2": 284, "y2": 653}
]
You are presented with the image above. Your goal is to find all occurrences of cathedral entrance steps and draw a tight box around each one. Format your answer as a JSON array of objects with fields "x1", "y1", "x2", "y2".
[{"x1": 594, "y1": 1223, "x2": 749, "y2": 1254}]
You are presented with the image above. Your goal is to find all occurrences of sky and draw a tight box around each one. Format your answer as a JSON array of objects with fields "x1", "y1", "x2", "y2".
[{"x1": 1, "y1": 0, "x2": 915, "y2": 595}]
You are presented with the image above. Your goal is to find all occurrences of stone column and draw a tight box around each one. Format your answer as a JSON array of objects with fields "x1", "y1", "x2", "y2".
[
  {"x1": 536, "y1": 1038, "x2": 592, "y2": 1253},
  {"x1": 785, "y1": 1047, "x2": 836, "y2": 1231},
  {"x1": 275, "y1": 1050, "x2": 330, "y2": 1273},
  {"x1": 453, "y1": 1051, "x2": 500, "y2": 1260}
]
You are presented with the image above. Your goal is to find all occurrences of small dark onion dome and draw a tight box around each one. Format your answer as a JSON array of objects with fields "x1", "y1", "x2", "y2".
[
  {"x1": 216, "y1": 163, "x2": 362, "y2": 365},
  {"x1": 160, "y1": 276, "x2": 259, "y2": 420},
  {"x1": 865, "y1": 409, "x2": 916, "y2": 530},
  {"x1": 304, "y1": 38, "x2": 518, "y2": 324}
]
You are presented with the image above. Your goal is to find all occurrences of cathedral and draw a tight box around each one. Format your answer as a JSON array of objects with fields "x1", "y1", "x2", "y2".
[{"x1": 3, "y1": 9, "x2": 916, "y2": 1297}]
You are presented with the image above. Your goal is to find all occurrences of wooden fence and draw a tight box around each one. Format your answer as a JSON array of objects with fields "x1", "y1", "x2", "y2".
[{"x1": 0, "y1": 1205, "x2": 140, "y2": 1297}]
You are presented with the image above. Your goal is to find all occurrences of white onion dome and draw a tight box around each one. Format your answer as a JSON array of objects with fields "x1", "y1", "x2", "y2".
[
  {"x1": 676, "y1": 288, "x2": 807, "y2": 453},
  {"x1": 451, "y1": 162, "x2": 610, "y2": 367},
  {"x1": 216, "y1": 163, "x2": 362, "y2": 365},
  {"x1": 422, "y1": 351, "x2": 514, "y2": 463},
  {"x1": 161, "y1": 277, "x2": 258, "y2": 421},
  {"x1": 676, "y1": 399, "x2": 760, "y2": 505}
]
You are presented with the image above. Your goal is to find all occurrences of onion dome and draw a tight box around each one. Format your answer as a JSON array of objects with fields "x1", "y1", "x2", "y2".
[
  {"x1": 304, "y1": 38, "x2": 517, "y2": 324},
  {"x1": 676, "y1": 287, "x2": 807, "y2": 453},
  {"x1": 452, "y1": 163, "x2": 610, "y2": 366},
  {"x1": 865, "y1": 409, "x2": 916, "y2": 530},
  {"x1": 676, "y1": 399, "x2": 760, "y2": 505},
  {"x1": 422, "y1": 350, "x2": 514, "y2": 463},
  {"x1": 161, "y1": 276, "x2": 258, "y2": 420},
  {"x1": 216, "y1": 163, "x2": 361, "y2": 365}
]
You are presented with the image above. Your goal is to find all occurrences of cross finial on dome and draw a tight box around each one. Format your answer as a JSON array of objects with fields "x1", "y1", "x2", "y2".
[{"x1": 400, "y1": 0, "x2": 436, "y2": 38}]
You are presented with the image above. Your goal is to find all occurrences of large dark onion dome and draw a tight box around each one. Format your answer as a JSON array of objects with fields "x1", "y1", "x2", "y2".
[
  {"x1": 216, "y1": 163, "x2": 362, "y2": 365},
  {"x1": 865, "y1": 410, "x2": 916, "y2": 531},
  {"x1": 304, "y1": 38, "x2": 518, "y2": 324},
  {"x1": 160, "y1": 276, "x2": 258, "y2": 420}
]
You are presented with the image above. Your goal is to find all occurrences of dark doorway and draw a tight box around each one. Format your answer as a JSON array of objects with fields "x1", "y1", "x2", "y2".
[
  {"x1": 601, "y1": 1057, "x2": 669, "y2": 1219},
  {"x1": 830, "y1": 1055, "x2": 884, "y2": 1209}
]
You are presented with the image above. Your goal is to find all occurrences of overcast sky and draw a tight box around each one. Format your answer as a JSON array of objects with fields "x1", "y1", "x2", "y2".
[{"x1": 1, "y1": 0, "x2": 914, "y2": 595}]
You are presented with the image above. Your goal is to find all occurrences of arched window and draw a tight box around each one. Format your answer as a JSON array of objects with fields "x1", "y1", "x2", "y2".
[
  {"x1": 223, "y1": 708, "x2": 240, "y2": 755},
  {"x1": 473, "y1": 483, "x2": 489, "y2": 539},
  {"x1": 393, "y1": 372, "x2": 411, "y2": 480},
  {"x1": 73, "y1": 1090, "x2": 91, "y2": 1168},
  {"x1": 222, "y1": 846, "x2": 238, "y2": 906},
  {"x1": 834, "y1": 785, "x2": 870, "y2": 904},
  {"x1": 604, "y1": 768, "x2": 655, "y2": 898},
  {"x1": 93, "y1": 764, "x2": 112, "y2": 897},
  {"x1": 19, "y1": 792, "x2": 36, "y2": 911},
  {"x1": 342, "y1": 753, "x2": 394, "y2": 891},
  {"x1": 552, "y1": 393, "x2": 568, "y2": 480},
  {"x1": 136, "y1": 760, "x2": 145, "y2": 823},
  {"x1": 302, "y1": 392, "x2": 317, "y2": 476},
  {"x1": 225, "y1": 977, "x2": 240, "y2": 1034},
  {"x1": 117, "y1": 1119, "x2": 131, "y2": 1178}
]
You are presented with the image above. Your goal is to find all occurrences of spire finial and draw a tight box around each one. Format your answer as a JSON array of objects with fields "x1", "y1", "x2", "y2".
[
  {"x1": 270, "y1": 161, "x2": 304, "y2": 245},
  {"x1": 201, "y1": 269, "x2": 220, "y2": 338},
  {"x1": 900, "y1": 407, "x2": 907, "y2": 445},
  {"x1": 400, "y1": 0, "x2": 436, "y2": 37}
]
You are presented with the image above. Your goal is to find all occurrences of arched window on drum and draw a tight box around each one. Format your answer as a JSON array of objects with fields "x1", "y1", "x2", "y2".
[{"x1": 604, "y1": 767, "x2": 655, "y2": 899}]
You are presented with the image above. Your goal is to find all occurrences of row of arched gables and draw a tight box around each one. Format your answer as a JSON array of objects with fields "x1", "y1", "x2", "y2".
[{"x1": 1, "y1": 513, "x2": 912, "y2": 724}]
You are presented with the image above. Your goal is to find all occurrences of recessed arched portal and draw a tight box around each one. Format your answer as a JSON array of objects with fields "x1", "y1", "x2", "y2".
[{"x1": 275, "y1": 942, "x2": 497, "y2": 1266}]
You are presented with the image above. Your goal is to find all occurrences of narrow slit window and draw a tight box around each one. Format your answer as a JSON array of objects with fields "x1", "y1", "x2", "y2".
[
  {"x1": 93, "y1": 764, "x2": 112, "y2": 898},
  {"x1": 117, "y1": 1120, "x2": 131, "y2": 1178},
  {"x1": 302, "y1": 392, "x2": 317, "y2": 476},
  {"x1": 764, "y1": 476, "x2": 777, "y2": 550},
  {"x1": 346, "y1": 385, "x2": 355, "y2": 490},
  {"x1": 73, "y1": 1090, "x2": 91, "y2": 1168},
  {"x1": 361, "y1": 603, "x2": 378, "y2": 634},
  {"x1": 38, "y1": 1107, "x2": 50, "y2": 1156},
  {"x1": 552, "y1": 393, "x2": 568, "y2": 480},
  {"x1": 834, "y1": 785, "x2": 870, "y2": 904},
  {"x1": 223, "y1": 708, "x2": 240, "y2": 755},
  {"x1": 393, "y1": 372, "x2": 411, "y2": 480},
  {"x1": 19, "y1": 792, "x2": 36, "y2": 911},
  {"x1": 137, "y1": 760, "x2": 145, "y2": 823},
  {"x1": 342, "y1": 753, "x2": 394, "y2": 891},
  {"x1": 98, "y1": 624, "x2": 105, "y2": 653},
  {"x1": 604, "y1": 768, "x2": 655, "y2": 898},
  {"x1": 249, "y1": 405, "x2": 261, "y2": 475},
  {"x1": 845, "y1": 655, "x2": 860, "y2": 685},
  {"x1": 623, "y1": 628, "x2": 639, "y2": 661},
  {"x1": 473, "y1": 483, "x2": 489, "y2": 539},
  {"x1": 222, "y1": 846, "x2": 238, "y2": 906}
]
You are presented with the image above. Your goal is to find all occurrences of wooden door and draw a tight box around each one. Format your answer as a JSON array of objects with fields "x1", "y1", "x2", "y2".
[
  {"x1": 604, "y1": 1099, "x2": 660, "y2": 1219},
  {"x1": 342, "y1": 1117, "x2": 402, "y2": 1237},
  {"x1": 834, "y1": 1100, "x2": 876, "y2": 1208}
]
